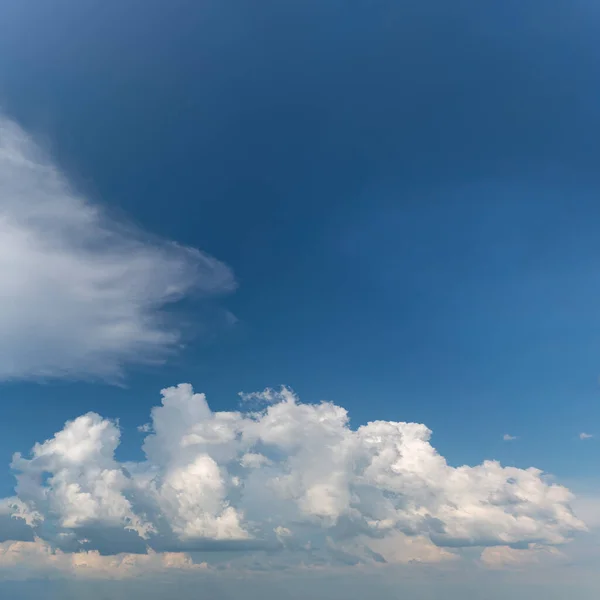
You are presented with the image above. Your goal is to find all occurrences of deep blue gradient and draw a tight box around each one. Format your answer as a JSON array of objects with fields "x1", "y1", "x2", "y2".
[{"x1": 0, "y1": 0, "x2": 599, "y2": 495}]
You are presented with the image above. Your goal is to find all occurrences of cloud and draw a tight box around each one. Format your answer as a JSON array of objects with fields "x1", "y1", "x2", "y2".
[
  {"x1": 0, "y1": 538, "x2": 207, "y2": 580},
  {"x1": 503, "y1": 434, "x2": 518, "y2": 441},
  {"x1": 480, "y1": 544, "x2": 566, "y2": 570},
  {"x1": 0, "y1": 385, "x2": 586, "y2": 574},
  {"x1": 345, "y1": 531, "x2": 459, "y2": 565},
  {"x1": 579, "y1": 433, "x2": 593, "y2": 440},
  {"x1": 0, "y1": 115, "x2": 235, "y2": 382}
]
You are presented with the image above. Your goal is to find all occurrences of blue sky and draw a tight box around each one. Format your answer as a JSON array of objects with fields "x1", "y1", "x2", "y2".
[{"x1": 0, "y1": 0, "x2": 599, "y2": 597}]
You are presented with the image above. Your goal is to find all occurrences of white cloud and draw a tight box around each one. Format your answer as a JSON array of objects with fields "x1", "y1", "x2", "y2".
[
  {"x1": 349, "y1": 531, "x2": 459, "y2": 565},
  {"x1": 480, "y1": 544, "x2": 566, "y2": 570},
  {"x1": 503, "y1": 434, "x2": 518, "y2": 441},
  {"x1": 579, "y1": 433, "x2": 593, "y2": 440},
  {"x1": 1, "y1": 385, "x2": 586, "y2": 574},
  {"x1": 0, "y1": 115, "x2": 235, "y2": 382},
  {"x1": 0, "y1": 538, "x2": 207, "y2": 580},
  {"x1": 11, "y1": 413, "x2": 153, "y2": 539}
]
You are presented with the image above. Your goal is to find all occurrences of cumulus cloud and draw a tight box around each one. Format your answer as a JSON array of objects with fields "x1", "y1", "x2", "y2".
[
  {"x1": 0, "y1": 538, "x2": 207, "y2": 580},
  {"x1": 342, "y1": 531, "x2": 459, "y2": 565},
  {"x1": 480, "y1": 544, "x2": 566, "y2": 570},
  {"x1": 1, "y1": 385, "x2": 586, "y2": 573},
  {"x1": 503, "y1": 434, "x2": 518, "y2": 441},
  {"x1": 0, "y1": 115, "x2": 235, "y2": 382},
  {"x1": 579, "y1": 433, "x2": 593, "y2": 440}
]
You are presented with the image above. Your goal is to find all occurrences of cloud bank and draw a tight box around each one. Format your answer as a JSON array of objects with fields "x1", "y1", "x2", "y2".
[
  {"x1": 0, "y1": 115, "x2": 235, "y2": 382},
  {"x1": 0, "y1": 538, "x2": 208, "y2": 580},
  {"x1": 1, "y1": 385, "x2": 585, "y2": 574}
]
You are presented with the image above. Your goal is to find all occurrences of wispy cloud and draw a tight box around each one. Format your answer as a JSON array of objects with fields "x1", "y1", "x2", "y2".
[
  {"x1": 503, "y1": 434, "x2": 518, "y2": 441},
  {"x1": 0, "y1": 115, "x2": 235, "y2": 382},
  {"x1": 579, "y1": 433, "x2": 594, "y2": 440}
]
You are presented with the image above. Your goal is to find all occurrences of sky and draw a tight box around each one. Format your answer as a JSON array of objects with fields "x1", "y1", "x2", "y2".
[{"x1": 0, "y1": 0, "x2": 599, "y2": 598}]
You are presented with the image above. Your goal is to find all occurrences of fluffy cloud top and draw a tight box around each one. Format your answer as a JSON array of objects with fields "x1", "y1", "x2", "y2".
[
  {"x1": 2, "y1": 385, "x2": 586, "y2": 571},
  {"x1": 0, "y1": 115, "x2": 234, "y2": 381}
]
